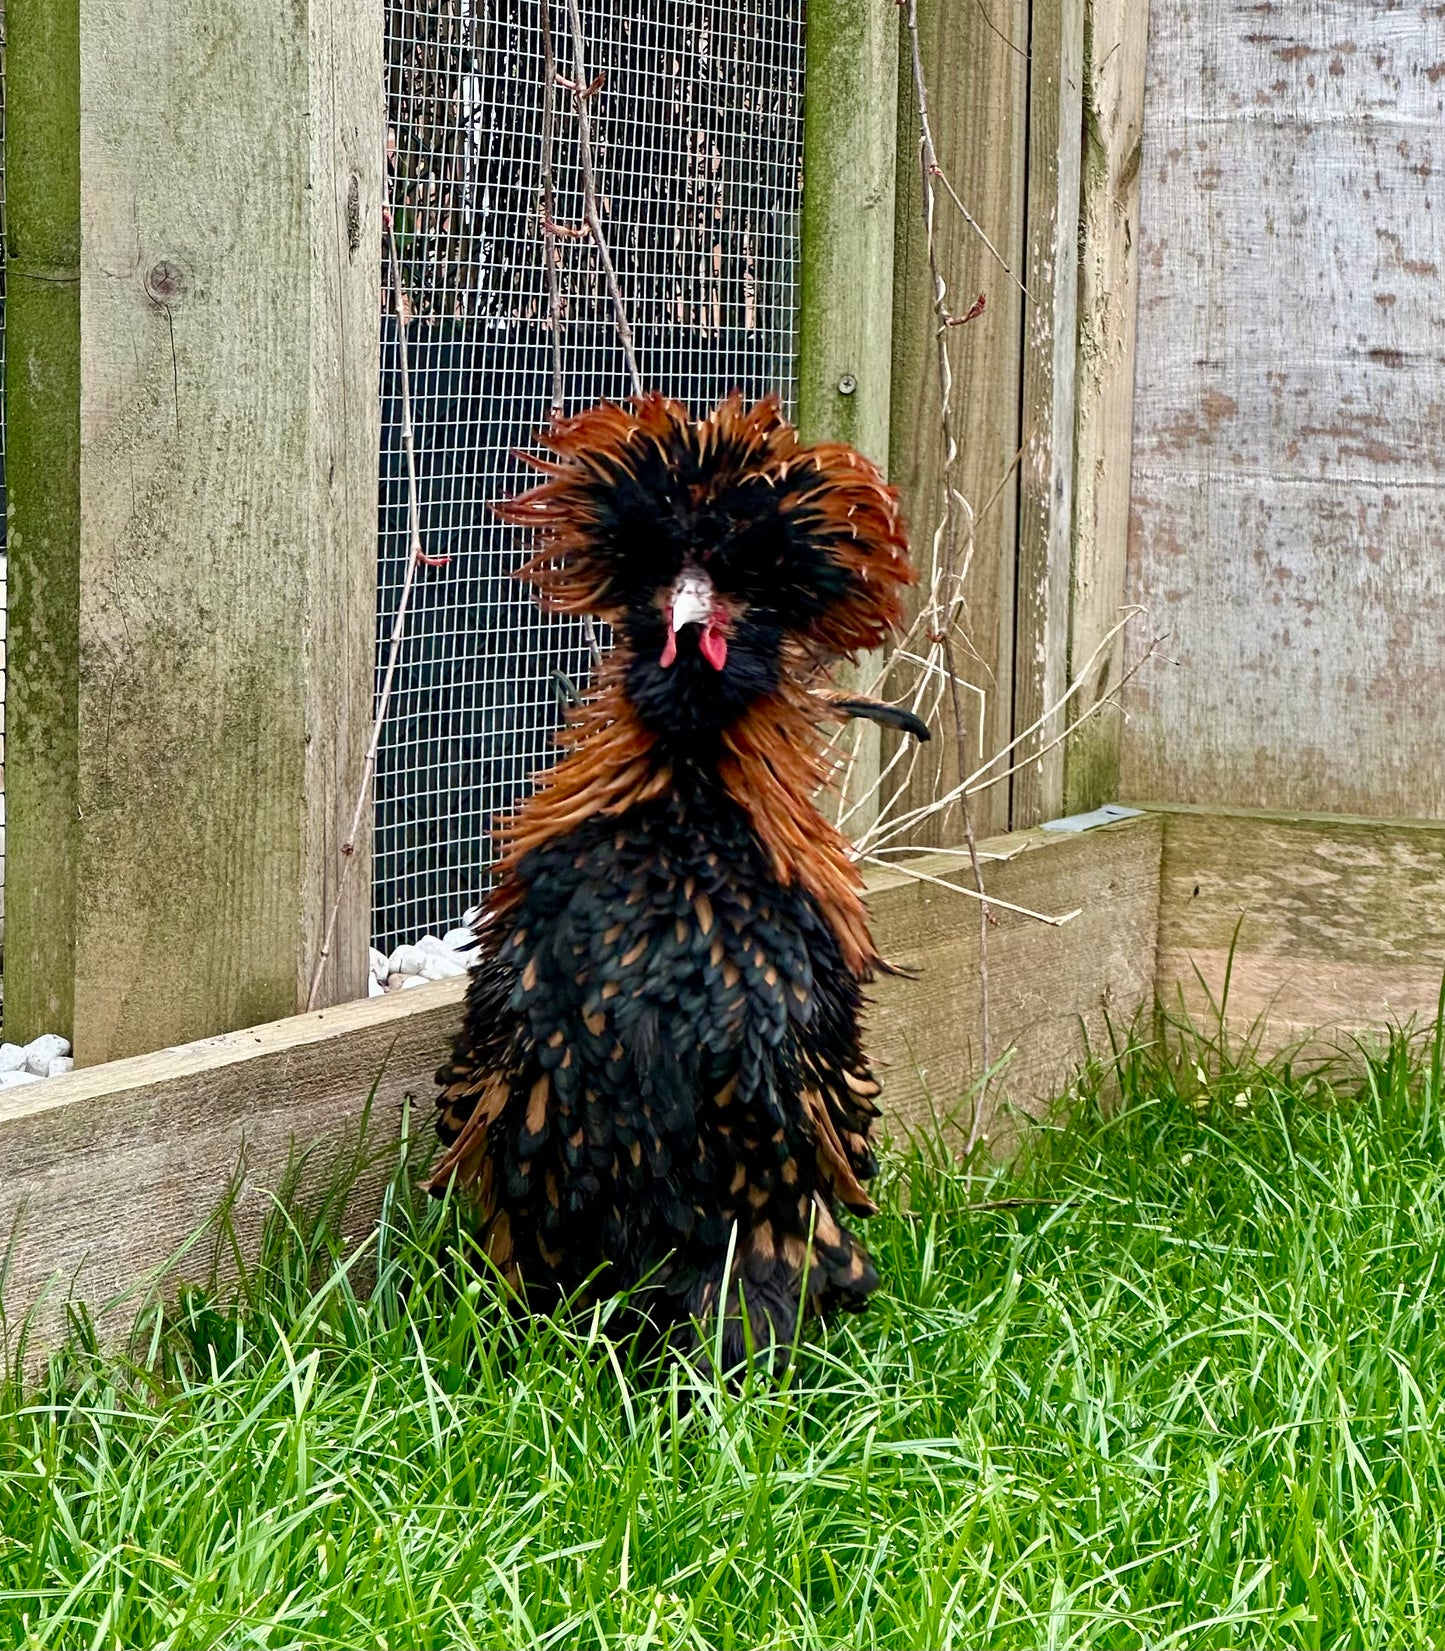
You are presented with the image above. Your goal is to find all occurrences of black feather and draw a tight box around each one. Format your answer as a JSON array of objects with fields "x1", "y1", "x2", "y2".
[{"x1": 832, "y1": 697, "x2": 932, "y2": 742}]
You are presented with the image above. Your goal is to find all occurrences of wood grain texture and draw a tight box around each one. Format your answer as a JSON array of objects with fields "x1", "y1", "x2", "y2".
[
  {"x1": 1123, "y1": 4, "x2": 1445, "y2": 817},
  {"x1": 301, "y1": 1, "x2": 386, "y2": 1014},
  {"x1": 5, "y1": 0, "x2": 83, "y2": 1045},
  {"x1": 1012, "y1": 0, "x2": 1085, "y2": 829},
  {"x1": 869, "y1": 814, "x2": 1162, "y2": 1142},
  {"x1": 798, "y1": 0, "x2": 898, "y2": 468},
  {"x1": 797, "y1": 0, "x2": 900, "y2": 832},
  {"x1": 889, "y1": 0, "x2": 1030, "y2": 842},
  {"x1": 65, "y1": 0, "x2": 382, "y2": 1062},
  {"x1": 0, "y1": 979, "x2": 466, "y2": 1363},
  {"x1": 1064, "y1": 0, "x2": 1149, "y2": 815},
  {"x1": 1154, "y1": 805, "x2": 1445, "y2": 1053},
  {"x1": 0, "y1": 819, "x2": 1163, "y2": 1353}
]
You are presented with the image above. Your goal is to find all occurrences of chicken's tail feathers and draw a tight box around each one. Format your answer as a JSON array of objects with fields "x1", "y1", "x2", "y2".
[{"x1": 828, "y1": 694, "x2": 932, "y2": 743}]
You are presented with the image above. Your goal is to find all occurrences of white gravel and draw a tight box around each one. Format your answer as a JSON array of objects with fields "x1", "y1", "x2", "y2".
[
  {"x1": 0, "y1": 922, "x2": 478, "y2": 1091},
  {"x1": 376, "y1": 927, "x2": 477, "y2": 994},
  {"x1": 22, "y1": 1033, "x2": 71, "y2": 1075},
  {"x1": 0, "y1": 1033, "x2": 74, "y2": 1089}
]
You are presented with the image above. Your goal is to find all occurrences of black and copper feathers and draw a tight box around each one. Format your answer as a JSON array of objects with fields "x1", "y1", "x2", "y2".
[{"x1": 433, "y1": 393, "x2": 917, "y2": 1368}]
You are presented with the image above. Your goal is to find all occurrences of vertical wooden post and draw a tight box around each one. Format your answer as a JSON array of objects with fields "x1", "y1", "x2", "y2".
[
  {"x1": 6, "y1": 0, "x2": 382, "y2": 1061},
  {"x1": 890, "y1": 0, "x2": 1032, "y2": 846},
  {"x1": 1011, "y1": 0, "x2": 1085, "y2": 829},
  {"x1": 797, "y1": 0, "x2": 898, "y2": 469},
  {"x1": 797, "y1": 0, "x2": 899, "y2": 834},
  {"x1": 6, "y1": 0, "x2": 82, "y2": 1043},
  {"x1": 1064, "y1": 0, "x2": 1149, "y2": 815}
]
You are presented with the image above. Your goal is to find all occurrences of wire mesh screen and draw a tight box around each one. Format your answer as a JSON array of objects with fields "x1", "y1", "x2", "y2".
[{"x1": 374, "y1": 0, "x2": 806, "y2": 954}]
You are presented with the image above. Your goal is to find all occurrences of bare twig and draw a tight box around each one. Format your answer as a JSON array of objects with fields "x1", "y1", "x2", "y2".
[
  {"x1": 541, "y1": 1, "x2": 614, "y2": 670},
  {"x1": 863, "y1": 856, "x2": 1082, "y2": 928},
  {"x1": 857, "y1": 614, "x2": 1159, "y2": 850},
  {"x1": 903, "y1": 0, "x2": 994, "y2": 1155},
  {"x1": 307, "y1": 172, "x2": 448, "y2": 1011},
  {"x1": 562, "y1": 0, "x2": 642, "y2": 397},
  {"x1": 537, "y1": 0, "x2": 566, "y2": 422},
  {"x1": 928, "y1": 163, "x2": 1031, "y2": 299}
]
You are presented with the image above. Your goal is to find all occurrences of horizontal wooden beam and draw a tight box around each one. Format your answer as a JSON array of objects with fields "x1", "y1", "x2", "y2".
[
  {"x1": 1152, "y1": 804, "x2": 1445, "y2": 1053},
  {"x1": 0, "y1": 816, "x2": 1163, "y2": 1356},
  {"x1": 868, "y1": 813, "x2": 1161, "y2": 1139}
]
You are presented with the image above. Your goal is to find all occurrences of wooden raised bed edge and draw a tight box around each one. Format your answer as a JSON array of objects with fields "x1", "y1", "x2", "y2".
[{"x1": 0, "y1": 814, "x2": 1163, "y2": 1356}]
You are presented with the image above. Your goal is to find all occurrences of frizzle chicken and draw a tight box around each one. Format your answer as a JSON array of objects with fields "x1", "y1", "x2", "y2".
[{"x1": 431, "y1": 392, "x2": 920, "y2": 1367}]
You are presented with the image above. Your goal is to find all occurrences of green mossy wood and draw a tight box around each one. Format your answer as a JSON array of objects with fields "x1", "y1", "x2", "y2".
[{"x1": 5, "y1": 0, "x2": 383, "y2": 1059}]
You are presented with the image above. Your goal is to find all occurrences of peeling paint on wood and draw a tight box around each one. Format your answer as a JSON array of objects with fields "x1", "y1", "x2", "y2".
[
  {"x1": 1065, "y1": 0, "x2": 1150, "y2": 814},
  {"x1": 1014, "y1": 0, "x2": 1086, "y2": 829},
  {"x1": 1123, "y1": 3, "x2": 1445, "y2": 818}
]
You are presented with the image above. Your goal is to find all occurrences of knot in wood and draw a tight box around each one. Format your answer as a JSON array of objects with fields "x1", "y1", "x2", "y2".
[{"x1": 145, "y1": 259, "x2": 188, "y2": 305}]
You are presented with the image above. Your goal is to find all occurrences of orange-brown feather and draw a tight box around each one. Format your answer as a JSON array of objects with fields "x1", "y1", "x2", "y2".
[{"x1": 488, "y1": 393, "x2": 912, "y2": 975}]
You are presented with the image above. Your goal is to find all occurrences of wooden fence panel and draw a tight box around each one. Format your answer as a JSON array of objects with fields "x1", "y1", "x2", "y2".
[
  {"x1": 1155, "y1": 805, "x2": 1445, "y2": 1053},
  {"x1": 0, "y1": 820, "x2": 1163, "y2": 1358},
  {"x1": 6, "y1": 0, "x2": 383, "y2": 1058},
  {"x1": 1123, "y1": 3, "x2": 1445, "y2": 818}
]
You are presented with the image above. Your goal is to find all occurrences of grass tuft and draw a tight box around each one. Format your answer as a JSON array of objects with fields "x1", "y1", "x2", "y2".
[{"x1": 4, "y1": 1011, "x2": 1445, "y2": 1647}]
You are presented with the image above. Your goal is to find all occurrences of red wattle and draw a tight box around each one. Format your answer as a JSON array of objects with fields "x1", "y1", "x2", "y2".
[
  {"x1": 699, "y1": 623, "x2": 728, "y2": 671},
  {"x1": 659, "y1": 629, "x2": 678, "y2": 668}
]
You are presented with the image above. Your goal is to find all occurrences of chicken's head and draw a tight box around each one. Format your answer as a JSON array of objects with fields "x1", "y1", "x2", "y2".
[{"x1": 498, "y1": 393, "x2": 915, "y2": 741}]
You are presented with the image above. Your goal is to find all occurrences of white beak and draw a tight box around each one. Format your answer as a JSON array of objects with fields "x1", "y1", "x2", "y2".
[{"x1": 670, "y1": 571, "x2": 714, "y2": 631}]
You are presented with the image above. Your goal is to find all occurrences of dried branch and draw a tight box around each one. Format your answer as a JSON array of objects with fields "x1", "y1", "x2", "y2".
[
  {"x1": 537, "y1": 0, "x2": 566, "y2": 423},
  {"x1": 307, "y1": 169, "x2": 449, "y2": 1011},
  {"x1": 562, "y1": 0, "x2": 642, "y2": 397},
  {"x1": 857, "y1": 613, "x2": 1159, "y2": 852},
  {"x1": 541, "y1": 0, "x2": 618, "y2": 669},
  {"x1": 928, "y1": 162, "x2": 1031, "y2": 300},
  {"x1": 863, "y1": 856, "x2": 1082, "y2": 928},
  {"x1": 902, "y1": 0, "x2": 994, "y2": 1154}
]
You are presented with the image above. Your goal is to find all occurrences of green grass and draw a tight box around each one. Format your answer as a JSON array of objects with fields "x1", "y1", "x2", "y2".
[{"x1": 5, "y1": 1007, "x2": 1445, "y2": 1649}]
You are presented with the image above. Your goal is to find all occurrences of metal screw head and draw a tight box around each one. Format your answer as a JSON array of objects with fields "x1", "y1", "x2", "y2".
[{"x1": 837, "y1": 374, "x2": 857, "y2": 396}]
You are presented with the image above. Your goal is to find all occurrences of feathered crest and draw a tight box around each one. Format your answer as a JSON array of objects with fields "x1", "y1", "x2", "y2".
[{"x1": 496, "y1": 392, "x2": 914, "y2": 660}]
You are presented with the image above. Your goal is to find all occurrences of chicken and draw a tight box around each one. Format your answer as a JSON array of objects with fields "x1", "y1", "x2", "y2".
[{"x1": 431, "y1": 392, "x2": 919, "y2": 1368}]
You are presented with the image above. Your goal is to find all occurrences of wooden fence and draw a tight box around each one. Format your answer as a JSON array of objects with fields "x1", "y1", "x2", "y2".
[{"x1": 1, "y1": 0, "x2": 1442, "y2": 1342}]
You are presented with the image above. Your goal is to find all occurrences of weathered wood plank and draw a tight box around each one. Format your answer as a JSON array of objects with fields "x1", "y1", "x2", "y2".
[
  {"x1": 0, "y1": 980, "x2": 460, "y2": 1365},
  {"x1": 870, "y1": 813, "x2": 1162, "y2": 1146},
  {"x1": 797, "y1": 0, "x2": 898, "y2": 469},
  {"x1": 1012, "y1": 0, "x2": 1085, "y2": 829},
  {"x1": 1064, "y1": 0, "x2": 1149, "y2": 815},
  {"x1": 6, "y1": 0, "x2": 382, "y2": 1060},
  {"x1": 5, "y1": 0, "x2": 83, "y2": 1043},
  {"x1": 301, "y1": 1, "x2": 387, "y2": 1014},
  {"x1": 12, "y1": 0, "x2": 384, "y2": 1056},
  {"x1": 1154, "y1": 805, "x2": 1445, "y2": 1051},
  {"x1": 1122, "y1": 4, "x2": 1445, "y2": 817},
  {"x1": 889, "y1": 0, "x2": 1030, "y2": 843},
  {"x1": 797, "y1": 0, "x2": 899, "y2": 832},
  {"x1": 0, "y1": 818, "x2": 1163, "y2": 1353}
]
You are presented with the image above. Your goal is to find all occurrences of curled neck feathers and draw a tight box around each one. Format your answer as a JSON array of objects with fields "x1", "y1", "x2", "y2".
[{"x1": 489, "y1": 653, "x2": 880, "y2": 980}]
